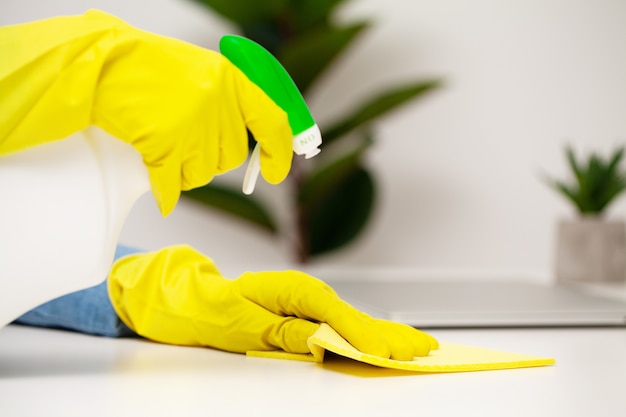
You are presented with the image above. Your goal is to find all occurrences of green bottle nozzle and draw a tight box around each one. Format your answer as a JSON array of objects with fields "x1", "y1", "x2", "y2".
[{"x1": 219, "y1": 35, "x2": 322, "y2": 194}]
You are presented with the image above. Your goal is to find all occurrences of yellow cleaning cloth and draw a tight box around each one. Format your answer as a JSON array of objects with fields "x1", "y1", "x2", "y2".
[{"x1": 248, "y1": 323, "x2": 555, "y2": 372}]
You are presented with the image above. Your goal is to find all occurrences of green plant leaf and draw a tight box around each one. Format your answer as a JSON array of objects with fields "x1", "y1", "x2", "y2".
[
  {"x1": 606, "y1": 147, "x2": 625, "y2": 176},
  {"x1": 298, "y1": 139, "x2": 375, "y2": 256},
  {"x1": 304, "y1": 165, "x2": 375, "y2": 257},
  {"x1": 322, "y1": 79, "x2": 442, "y2": 145},
  {"x1": 182, "y1": 184, "x2": 278, "y2": 233},
  {"x1": 192, "y1": 0, "x2": 352, "y2": 54},
  {"x1": 190, "y1": 0, "x2": 285, "y2": 25},
  {"x1": 594, "y1": 147, "x2": 625, "y2": 208},
  {"x1": 565, "y1": 145, "x2": 585, "y2": 192},
  {"x1": 554, "y1": 180, "x2": 586, "y2": 213},
  {"x1": 598, "y1": 178, "x2": 626, "y2": 212},
  {"x1": 545, "y1": 145, "x2": 626, "y2": 214},
  {"x1": 278, "y1": 22, "x2": 370, "y2": 94},
  {"x1": 286, "y1": 0, "x2": 351, "y2": 32},
  {"x1": 298, "y1": 136, "x2": 372, "y2": 205}
]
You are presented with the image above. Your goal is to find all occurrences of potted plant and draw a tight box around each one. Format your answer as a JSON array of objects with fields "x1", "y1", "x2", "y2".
[
  {"x1": 544, "y1": 144, "x2": 626, "y2": 283},
  {"x1": 182, "y1": 0, "x2": 441, "y2": 264}
]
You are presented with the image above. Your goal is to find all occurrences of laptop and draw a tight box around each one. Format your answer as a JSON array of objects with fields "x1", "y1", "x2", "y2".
[{"x1": 325, "y1": 280, "x2": 626, "y2": 328}]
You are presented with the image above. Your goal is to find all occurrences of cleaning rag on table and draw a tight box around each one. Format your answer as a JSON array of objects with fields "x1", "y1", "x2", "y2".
[{"x1": 248, "y1": 323, "x2": 555, "y2": 372}]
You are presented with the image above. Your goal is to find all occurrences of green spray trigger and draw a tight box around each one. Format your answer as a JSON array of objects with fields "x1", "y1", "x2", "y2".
[{"x1": 219, "y1": 35, "x2": 322, "y2": 194}]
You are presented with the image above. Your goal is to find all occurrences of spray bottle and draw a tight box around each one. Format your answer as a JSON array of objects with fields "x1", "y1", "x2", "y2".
[{"x1": 219, "y1": 35, "x2": 322, "y2": 194}]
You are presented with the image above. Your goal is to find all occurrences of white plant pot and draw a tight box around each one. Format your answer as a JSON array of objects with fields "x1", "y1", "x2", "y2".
[{"x1": 555, "y1": 217, "x2": 626, "y2": 283}]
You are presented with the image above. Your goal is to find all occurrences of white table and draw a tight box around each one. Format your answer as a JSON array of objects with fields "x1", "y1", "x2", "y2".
[{"x1": 1, "y1": 323, "x2": 625, "y2": 417}]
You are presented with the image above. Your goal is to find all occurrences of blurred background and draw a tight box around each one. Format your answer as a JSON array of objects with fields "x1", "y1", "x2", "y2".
[{"x1": 3, "y1": 0, "x2": 626, "y2": 280}]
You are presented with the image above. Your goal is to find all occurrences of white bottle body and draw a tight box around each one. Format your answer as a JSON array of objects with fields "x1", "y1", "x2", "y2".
[{"x1": 0, "y1": 127, "x2": 150, "y2": 327}]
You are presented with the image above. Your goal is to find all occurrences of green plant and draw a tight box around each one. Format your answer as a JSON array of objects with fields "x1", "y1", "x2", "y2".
[
  {"x1": 544, "y1": 145, "x2": 626, "y2": 215},
  {"x1": 183, "y1": 0, "x2": 441, "y2": 263}
]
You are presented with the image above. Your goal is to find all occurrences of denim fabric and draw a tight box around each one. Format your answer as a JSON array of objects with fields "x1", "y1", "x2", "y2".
[{"x1": 13, "y1": 244, "x2": 143, "y2": 338}]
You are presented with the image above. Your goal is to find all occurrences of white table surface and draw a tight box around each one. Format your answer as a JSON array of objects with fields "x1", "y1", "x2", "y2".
[{"x1": 1, "y1": 322, "x2": 625, "y2": 417}]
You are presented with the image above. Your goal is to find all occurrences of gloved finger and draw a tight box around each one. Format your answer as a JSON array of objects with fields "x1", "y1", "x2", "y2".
[
  {"x1": 196, "y1": 291, "x2": 319, "y2": 354},
  {"x1": 424, "y1": 330, "x2": 439, "y2": 350},
  {"x1": 266, "y1": 317, "x2": 320, "y2": 354},
  {"x1": 209, "y1": 58, "x2": 253, "y2": 175},
  {"x1": 374, "y1": 319, "x2": 438, "y2": 360},
  {"x1": 236, "y1": 271, "x2": 394, "y2": 359},
  {"x1": 228, "y1": 62, "x2": 293, "y2": 185},
  {"x1": 236, "y1": 296, "x2": 320, "y2": 353},
  {"x1": 240, "y1": 271, "x2": 440, "y2": 359}
]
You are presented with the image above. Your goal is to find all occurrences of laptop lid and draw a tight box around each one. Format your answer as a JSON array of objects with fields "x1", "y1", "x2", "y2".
[{"x1": 326, "y1": 280, "x2": 626, "y2": 328}]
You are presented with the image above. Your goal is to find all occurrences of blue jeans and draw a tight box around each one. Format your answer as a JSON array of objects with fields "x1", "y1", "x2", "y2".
[{"x1": 12, "y1": 245, "x2": 142, "y2": 338}]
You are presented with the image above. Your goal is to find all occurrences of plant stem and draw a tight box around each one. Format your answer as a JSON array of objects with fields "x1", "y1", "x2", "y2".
[{"x1": 290, "y1": 157, "x2": 310, "y2": 264}]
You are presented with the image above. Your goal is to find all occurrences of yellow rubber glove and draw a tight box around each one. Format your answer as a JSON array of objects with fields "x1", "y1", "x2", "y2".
[
  {"x1": 108, "y1": 245, "x2": 438, "y2": 360},
  {"x1": 0, "y1": 10, "x2": 292, "y2": 216}
]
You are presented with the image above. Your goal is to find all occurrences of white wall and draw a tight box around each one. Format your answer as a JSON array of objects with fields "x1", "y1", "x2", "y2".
[{"x1": 3, "y1": 0, "x2": 626, "y2": 280}]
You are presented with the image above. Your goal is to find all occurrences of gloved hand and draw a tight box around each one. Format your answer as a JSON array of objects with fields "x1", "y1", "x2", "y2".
[
  {"x1": 108, "y1": 245, "x2": 438, "y2": 360},
  {"x1": 0, "y1": 10, "x2": 292, "y2": 216}
]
